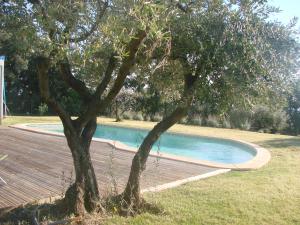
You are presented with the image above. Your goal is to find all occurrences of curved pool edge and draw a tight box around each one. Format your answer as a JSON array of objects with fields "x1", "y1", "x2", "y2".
[{"x1": 9, "y1": 123, "x2": 271, "y2": 171}]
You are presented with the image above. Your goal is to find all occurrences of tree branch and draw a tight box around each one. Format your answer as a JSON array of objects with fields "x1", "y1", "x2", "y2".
[
  {"x1": 31, "y1": 0, "x2": 57, "y2": 40},
  {"x1": 176, "y1": 0, "x2": 195, "y2": 13},
  {"x1": 59, "y1": 58, "x2": 92, "y2": 101},
  {"x1": 69, "y1": 0, "x2": 109, "y2": 43},
  {"x1": 76, "y1": 29, "x2": 148, "y2": 126},
  {"x1": 92, "y1": 53, "x2": 117, "y2": 100},
  {"x1": 36, "y1": 56, "x2": 73, "y2": 128},
  {"x1": 101, "y1": 30, "x2": 148, "y2": 103},
  {"x1": 33, "y1": 1, "x2": 106, "y2": 101},
  {"x1": 32, "y1": 0, "x2": 108, "y2": 43}
]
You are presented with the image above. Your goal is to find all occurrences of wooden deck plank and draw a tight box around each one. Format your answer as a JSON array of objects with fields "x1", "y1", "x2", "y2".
[{"x1": 0, "y1": 126, "x2": 217, "y2": 209}]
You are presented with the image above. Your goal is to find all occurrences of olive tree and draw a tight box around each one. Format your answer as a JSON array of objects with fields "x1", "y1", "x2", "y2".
[
  {"x1": 120, "y1": 0, "x2": 300, "y2": 211},
  {"x1": 2, "y1": 0, "x2": 174, "y2": 215}
]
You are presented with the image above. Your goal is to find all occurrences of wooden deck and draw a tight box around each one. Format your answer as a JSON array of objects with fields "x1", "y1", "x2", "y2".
[{"x1": 0, "y1": 126, "x2": 217, "y2": 210}]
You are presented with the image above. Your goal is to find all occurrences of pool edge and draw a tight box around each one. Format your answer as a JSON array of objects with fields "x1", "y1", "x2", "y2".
[{"x1": 9, "y1": 123, "x2": 271, "y2": 171}]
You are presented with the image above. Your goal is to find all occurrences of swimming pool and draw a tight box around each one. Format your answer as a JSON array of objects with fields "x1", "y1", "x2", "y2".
[{"x1": 27, "y1": 124, "x2": 256, "y2": 164}]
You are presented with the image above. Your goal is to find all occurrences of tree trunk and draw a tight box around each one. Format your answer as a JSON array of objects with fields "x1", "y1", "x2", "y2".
[
  {"x1": 121, "y1": 106, "x2": 189, "y2": 210},
  {"x1": 121, "y1": 73, "x2": 197, "y2": 211},
  {"x1": 63, "y1": 119, "x2": 101, "y2": 216}
]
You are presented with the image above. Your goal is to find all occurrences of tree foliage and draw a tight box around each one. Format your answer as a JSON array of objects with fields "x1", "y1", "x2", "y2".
[
  {"x1": 287, "y1": 79, "x2": 300, "y2": 135},
  {"x1": 1, "y1": 0, "x2": 177, "y2": 216}
]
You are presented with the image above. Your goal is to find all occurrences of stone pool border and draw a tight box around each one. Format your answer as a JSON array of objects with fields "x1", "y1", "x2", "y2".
[{"x1": 10, "y1": 123, "x2": 271, "y2": 171}]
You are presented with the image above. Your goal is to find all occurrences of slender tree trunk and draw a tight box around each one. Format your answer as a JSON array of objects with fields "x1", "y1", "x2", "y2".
[
  {"x1": 121, "y1": 106, "x2": 189, "y2": 209},
  {"x1": 63, "y1": 118, "x2": 101, "y2": 216},
  {"x1": 121, "y1": 73, "x2": 197, "y2": 211}
]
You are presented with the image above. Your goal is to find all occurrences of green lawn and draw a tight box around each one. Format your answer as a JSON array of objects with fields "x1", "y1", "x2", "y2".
[{"x1": 2, "y1": 116, "x2": 300, "y2": 225}]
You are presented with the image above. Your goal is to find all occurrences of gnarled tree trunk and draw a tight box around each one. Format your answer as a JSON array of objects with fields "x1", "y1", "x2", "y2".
[
  {"x1": 36, "y1": 57, "x2": 101, "y2": 216},
  {"x1": 35, "y1": 27, "x2": 147, "y2": 216},
  {"x1": 63, "y1": 119, "x2": 101, "y2": 215}
]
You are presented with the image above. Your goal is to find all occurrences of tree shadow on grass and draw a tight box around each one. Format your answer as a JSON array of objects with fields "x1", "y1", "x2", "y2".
[
  {"x1": 0, "y1": 197, "x2": 165, "y2": 225},
  {"x1": 0, "y1": 199, "x2": 71, "y2": 225},
  {"x1": 257, "y1": 136, "x2": 300, "y2": 149}
]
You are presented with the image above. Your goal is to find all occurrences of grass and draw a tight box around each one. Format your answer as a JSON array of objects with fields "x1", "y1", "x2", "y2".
[
  {"x1": 2, "y1": 116, "x2": 300, "y2": 225},
  {"x1": 2, "y1": 116, "x2": 60, "y2": 126}
]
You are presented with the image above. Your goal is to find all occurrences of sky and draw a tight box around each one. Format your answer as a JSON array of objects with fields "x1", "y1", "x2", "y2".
[{"x1": 269, "y1": 0, "x2": 300, "y2": 25}]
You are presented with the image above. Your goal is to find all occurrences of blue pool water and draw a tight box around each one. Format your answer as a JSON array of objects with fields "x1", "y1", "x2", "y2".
[{"x1": 28, "y1": 124, "x2": 256, "y2": 164}]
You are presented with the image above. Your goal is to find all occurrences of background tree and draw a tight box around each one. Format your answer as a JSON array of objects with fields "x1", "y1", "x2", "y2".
[
  {"x1": 120, "y1": 0, "x2": 300, "y2": 212},
  {"x1": 113, "y1": 90, "x2": 137, "y2": 122},
  {"x1": 286, "y1": 79, "x2": 300, "y2": 135},
  {"x1": 0, "y1": 1, "x2": 83, "y2": 115},
  {"x1": 0, "y1": 3, "x2": 39, "y2": 114}
]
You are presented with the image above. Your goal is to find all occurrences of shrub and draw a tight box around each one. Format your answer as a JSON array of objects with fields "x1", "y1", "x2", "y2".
[
  {"x1": 251, "y1": 106, "x2": 287, "y2": 133},
  {"x1": 220, "y1": 118, "x2": 231, "y2": 129},
  {"x1": 179, "y1": 117, "x2": 188, "y2": 124},
  {"x1": 251, "y1": 106, "x2": 273, "y2": 131},
  {"x1": 122, "y1": 112, "x2": 133, "y2": 120},
  {"x1": 240, "y1": 120, "x2": 251, "y2": 131},
  {"x1": 132, "y1": 113, "x2": 144, "y2": 121},
  {"x1": 187, "y1": 116, "x2": 202, "y2": 126},
  {"x1": 228, "y1": 109, "x2": 252, "y2": 129},
  {"x1": 205, "y1": 116, "x2": 220, "y2": 128},
  {"x1": 272, "y1": 111, "x2": 288, "y2": 133},
  {"x1": 38, "y1": 103, "x2": 48, "y2": 116},
  {"x1": 151, "y1": 114, "x2": 163, "y2": 122},
  {"x1": 143, "y1": 115, "x2": 150, "y2": 121}
]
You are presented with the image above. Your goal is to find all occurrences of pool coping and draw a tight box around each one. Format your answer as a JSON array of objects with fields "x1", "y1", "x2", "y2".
[{"x1": 9, "y1": 123, "x2": 271, "y2": 171}]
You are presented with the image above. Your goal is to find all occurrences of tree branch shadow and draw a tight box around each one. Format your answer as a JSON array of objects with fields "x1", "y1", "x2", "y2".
[
  {"x1": 0, "y1": 199, "x2": 70, "y2": 225},
  {"x1": 257, "y1": 136, "x2": 300, "y2": 149}
]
